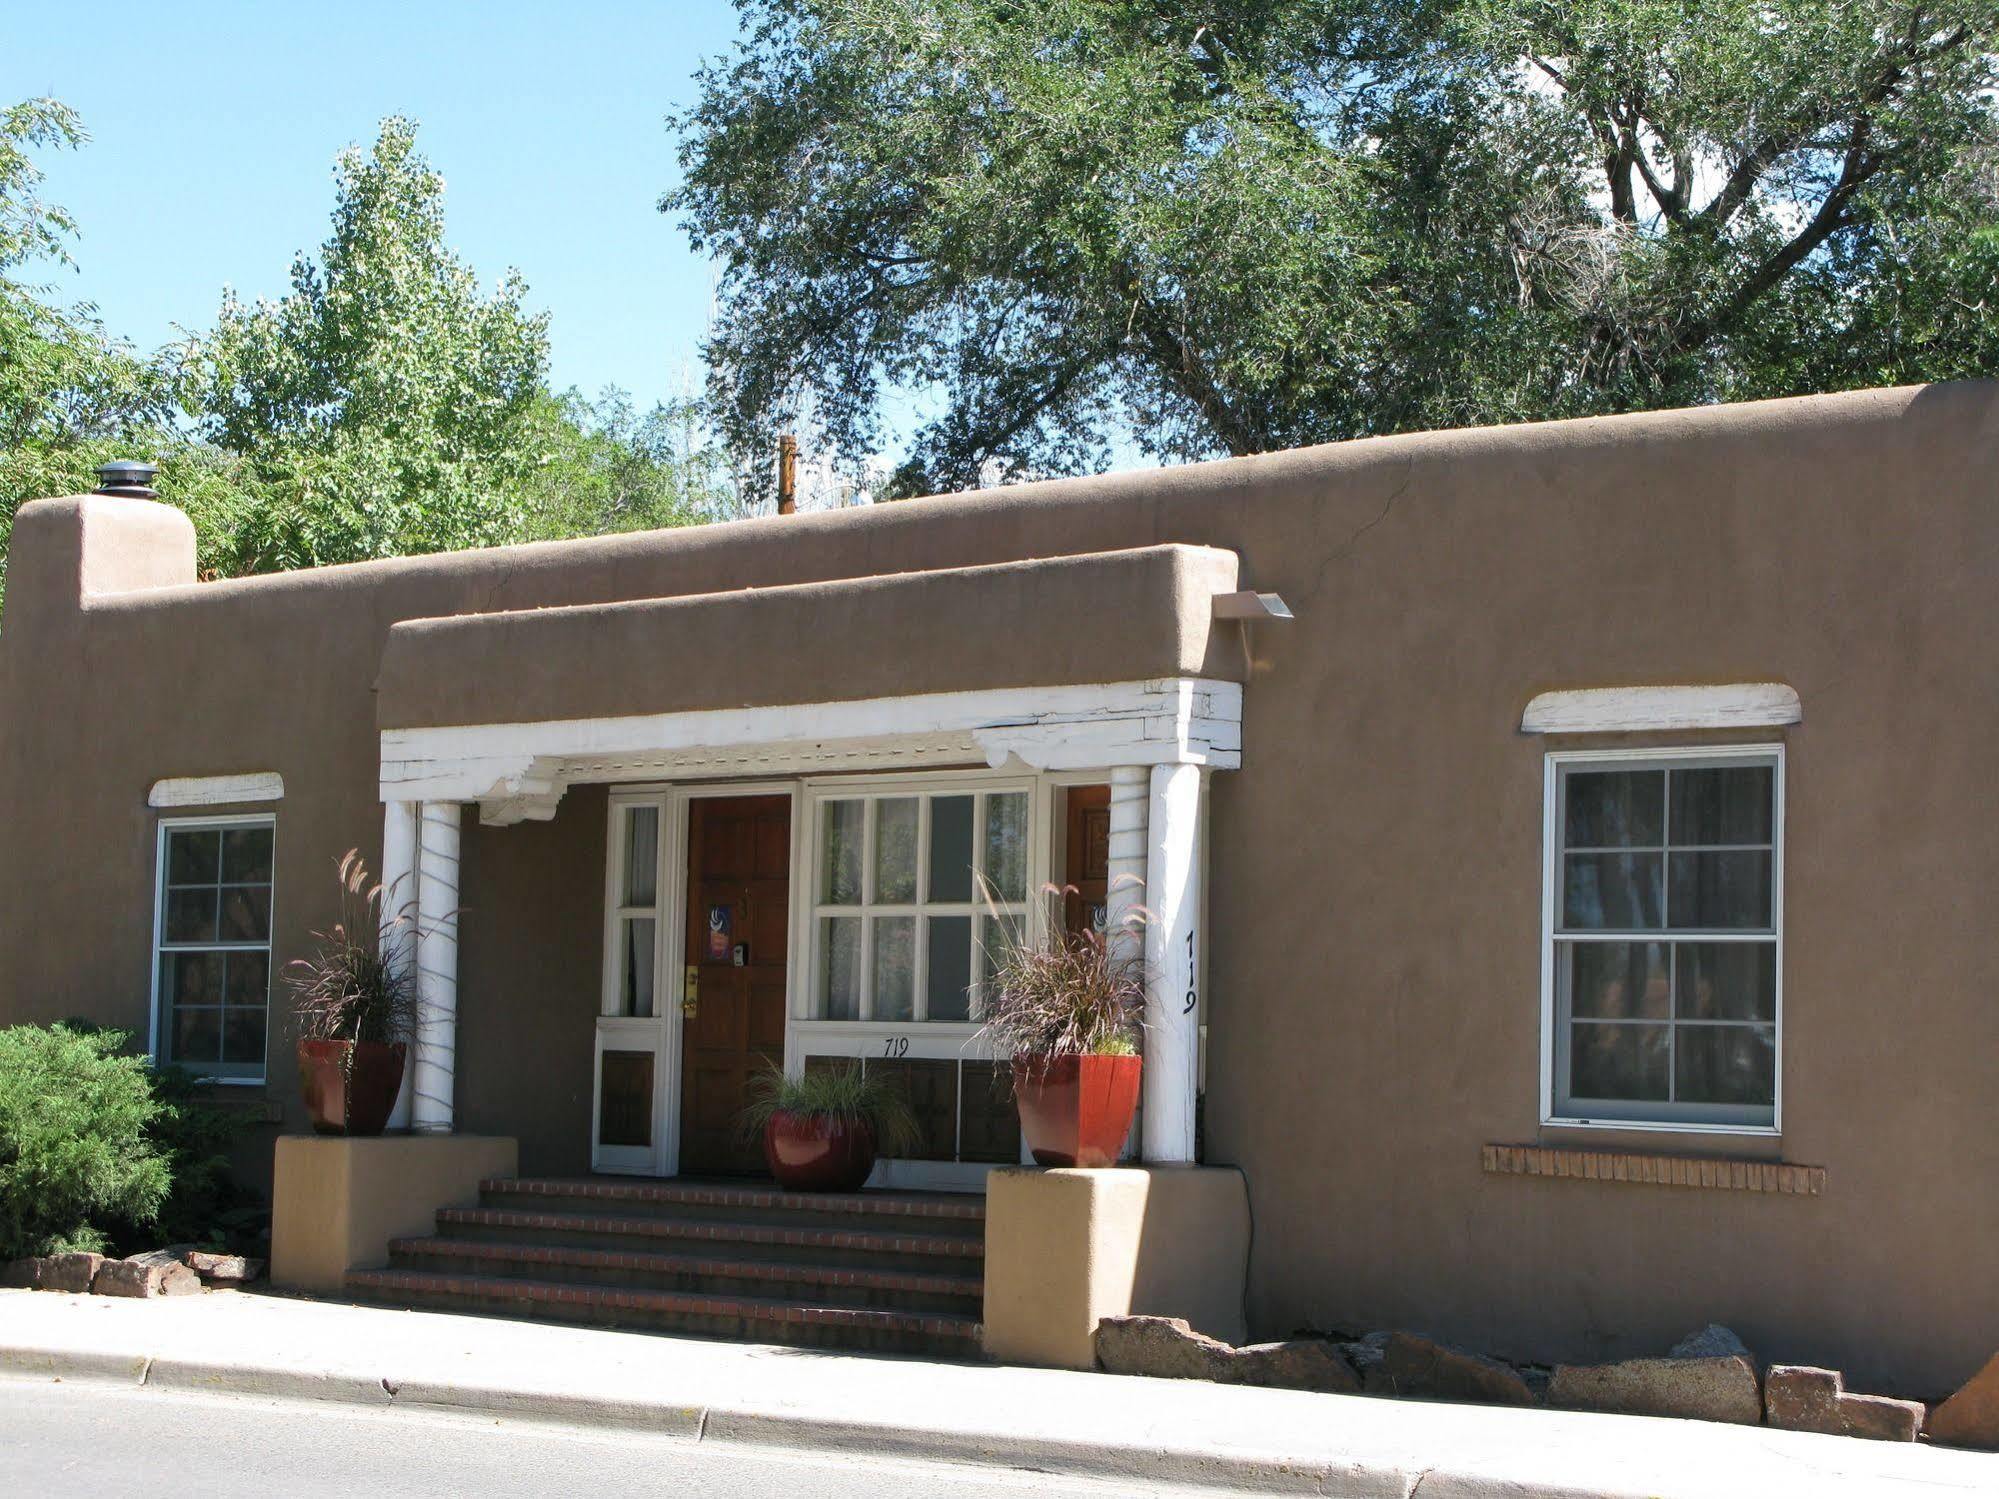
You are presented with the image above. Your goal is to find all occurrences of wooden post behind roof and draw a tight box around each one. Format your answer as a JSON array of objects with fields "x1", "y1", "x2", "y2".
[{"x1": 776, "y1": 434, "x2": 798, "y2": 515}]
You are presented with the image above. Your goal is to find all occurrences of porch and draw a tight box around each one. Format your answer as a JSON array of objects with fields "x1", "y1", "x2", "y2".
[
  {"x1": 273, "y1": 542, "x2": 1275, "y2": 1359},
  {"x1": 372, "y1": 543, "x2": 1268, "y2": 1186}
]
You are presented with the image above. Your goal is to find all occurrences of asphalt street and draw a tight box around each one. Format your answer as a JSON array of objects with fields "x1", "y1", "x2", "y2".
[{"x1": 0, "y1": 1376, "x2": 1238, "y2": 1498}]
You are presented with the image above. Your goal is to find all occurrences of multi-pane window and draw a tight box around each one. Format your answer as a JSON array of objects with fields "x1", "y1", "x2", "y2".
[
  {"x1": 1547, "y1": 751, "x2": 1780, "y2": 1129},
  {"x1": 608, "y1": 802, "x2": 662, "y2": 1018},
  {"x1": 810, "y1": 787, "x2": 1030, "y2": 1023},
  {"x1": 155, "y1": 819, "x2": 275, "y2": 1081}
]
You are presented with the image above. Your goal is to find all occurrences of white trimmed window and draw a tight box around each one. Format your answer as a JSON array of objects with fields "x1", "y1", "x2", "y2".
[
  {"x1": 807, "y1": 783, "x2": 1031, "y2": 1023},
  {"x1": 153, "y1": 816, "x2": 276, "y2": 1081},
  {"x1": 1544, "y1": 748, "x2": 1781, "y2": 1130}
]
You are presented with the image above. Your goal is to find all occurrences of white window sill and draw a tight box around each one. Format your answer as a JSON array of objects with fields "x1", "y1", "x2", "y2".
[{"x1": 1541, "y1": 1115, "x2": 1780, "y2": 1139}]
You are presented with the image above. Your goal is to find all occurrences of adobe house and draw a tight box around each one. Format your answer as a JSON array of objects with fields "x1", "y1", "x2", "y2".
[{"x1": 0, "y1": 382, "x2": 1992, "y2": 1391}]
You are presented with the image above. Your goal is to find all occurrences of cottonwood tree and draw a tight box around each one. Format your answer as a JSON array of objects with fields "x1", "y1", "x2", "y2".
[
  {"x1": 193, "y1": 117, "x2": 554, "y2": 570},
  {"x1": 668, "y1": 0, "x2": 1999, "y2": 498}
]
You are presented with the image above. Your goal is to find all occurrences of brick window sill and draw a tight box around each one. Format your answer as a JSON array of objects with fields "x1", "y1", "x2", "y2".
[{"x1": 1482, "y1": 1143, "x2": 1824, "y2": 1195}]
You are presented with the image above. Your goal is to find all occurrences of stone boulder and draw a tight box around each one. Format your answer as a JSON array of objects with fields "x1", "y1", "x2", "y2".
[
  {"x1": 1765, "y1": 1365, "x2": 1923, "y2": 1442},
  {"x1": 92, "y1": 1253, "x2": 202, "y2": 1298},
  {"x1": 3, "y1": 1256, "x2": 43, "y2": 1289},
  {"x1": 3, "y1": 1252, "x2": 107, "y2": 1293},
  {"x1": 1548, "y1": 1324, "x2": 1762, "y2": 1425},
  {"x1": 41, "y1": 1252, "x2": 108, "y2": 1293},
  {"x1": 1095, "y1": 1317, "x2": 1360, "y2": 1394},
  {"x1": 1229, "y1": 1339, "x2": 1361, "y2": 1394},
  {"x1": 1364, "y1": 1332, "x2": 1537, "y2": 1406},
  {"x1": 1925, "y1": 1352, "x2": 1999, "y2": 1451},
  {"x1": 186, "y1": 1250, "x2": 264, "y2": 1286}
]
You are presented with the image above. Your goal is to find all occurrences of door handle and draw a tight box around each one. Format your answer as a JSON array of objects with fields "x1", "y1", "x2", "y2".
[{"x1": 681, "y1": 965, "x2": 699, "y2": 1018}]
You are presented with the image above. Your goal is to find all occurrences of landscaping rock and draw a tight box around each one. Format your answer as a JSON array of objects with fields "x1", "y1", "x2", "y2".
[
  {"x1": 185, "y1": 1250, "x2": 265, "y2": 1285},
  {"x1": 1671, "y1": 1324, "x2": 1755, "y2": 1363},
  {"x1": 1340, "y1": 1330, "x2": 1390, "y2": 1381},
  {"x1": 126, "y1": 1245, "x2": 198, "y2": 1270},
  {"x1": 1098, "y1": 1316, "x2": 1235, "y2": 1381},
  {"x1": 1765, "y1": 1365, "x2": 1923, "y2": 1442},
  {"x1": 1095, "y1": 1317, "x2": 1360, "y2": 1394},
  {"x1": 40, "y1": 1252, "x2": 107, "y2": 1294},
  {"x1": 1365, "y1": 1332, "x2": 1537, "y2": 1406},
  {"x1": 3, "y1": 1256, "x2": 44, "y2": 1289},
  {"x1": 1548, "y1": 1324, "x2": 1762, "y2": 1424},
  {"x1": 1924, "y1": 1352, "x2": 1999, "y2": 1451},
  {"x1": 91, "y1": 1254, "x2": 202, "y2": 1298},
  {"x1": 1229, "y1": 1339, "x2": 1361, "y2": 1394}
]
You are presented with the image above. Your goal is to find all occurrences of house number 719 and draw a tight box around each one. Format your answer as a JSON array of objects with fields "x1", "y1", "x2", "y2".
[{"x1": 1183, "y1": 930, "x2": 1198, "y2": 1015}]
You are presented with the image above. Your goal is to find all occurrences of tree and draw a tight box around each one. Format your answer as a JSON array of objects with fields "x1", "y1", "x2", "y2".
[
  {"x1": 515, "y1": 385, "x2": 745, "y2": 540},
  {"x1": 0, "y1": 99, "x2": 186, "y2": 604},
  {"x1": 191, "y1": 117, "x2": 554, "y2": 571},
  {"x1": 0, "y1": 107, "x2": 734, "y2": 611},
  {"x1": 668, "y1": 0, "x2": 1999, "y2": 497}
]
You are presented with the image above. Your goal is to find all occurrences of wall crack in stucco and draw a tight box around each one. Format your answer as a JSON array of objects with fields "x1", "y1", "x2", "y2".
[{"x1": 1300, "y1": 454, "x2": 1415, "y2": 608}]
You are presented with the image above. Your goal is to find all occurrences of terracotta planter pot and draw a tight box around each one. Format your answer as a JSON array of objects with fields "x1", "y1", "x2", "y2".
[
  {"x1": 297, "y1": 1039, "x2": 407, "y2": 1137},
  {"x1": 1012, "y1": 1053, "x2": 1142, "y2": 1167},
  {"x1": 762, "y1": 1110, "x2": 878, "y2": 1192}
]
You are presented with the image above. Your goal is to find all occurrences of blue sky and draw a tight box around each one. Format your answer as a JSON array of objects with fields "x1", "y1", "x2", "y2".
[{"x1": 5, "y1": 1, "x2": 746, "y2": 407}]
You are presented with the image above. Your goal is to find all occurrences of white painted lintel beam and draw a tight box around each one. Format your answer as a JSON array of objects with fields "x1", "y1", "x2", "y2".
[{"x1": 1521, "y1": 683, "x2": 1800, "y2": 735}]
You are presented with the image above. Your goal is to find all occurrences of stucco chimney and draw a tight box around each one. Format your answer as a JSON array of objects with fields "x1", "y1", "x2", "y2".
[{"x1": 2, "y1": 475, "x2": 196, "y2": 635}]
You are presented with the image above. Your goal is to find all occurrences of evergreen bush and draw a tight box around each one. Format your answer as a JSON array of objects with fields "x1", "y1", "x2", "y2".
[{"x1": 0, "y1": 1024, "x2": 169, "y2": 1259}]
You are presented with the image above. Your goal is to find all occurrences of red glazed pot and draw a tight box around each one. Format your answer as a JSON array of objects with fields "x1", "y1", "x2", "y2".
[
  {"x1": 762, "y1": 1110, "x2": 878, "y2": 1192},
  {"x1": 297, "y1": 1039, "x2": 407, "y2": 1137},
  {"x1": 1012, "y1": 1053, "x2": 1142, "y2": 1167}
]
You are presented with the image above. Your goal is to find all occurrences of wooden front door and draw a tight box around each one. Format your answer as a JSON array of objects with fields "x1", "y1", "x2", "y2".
[
  {"x1": 679, "y1": 794, "x2": 791, "y2": 1175},
  {"x1": 1063, "y1": 784, "x2": 1111, "y2": 937}
]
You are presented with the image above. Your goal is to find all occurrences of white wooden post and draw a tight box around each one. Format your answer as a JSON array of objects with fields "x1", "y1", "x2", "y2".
[
  {"x1": 1105, "y1": 767, "x2": 1148, "y2": 953},
  {"x1": 411, "y1": 801, "x2": 462, "y2": 1134},
  {"x1": 380, "y1": 800, "x2": 420, "y2": 1132},
  {"x1": 1142, "y1": 763, "x2": 1202, "y2": 1163}
]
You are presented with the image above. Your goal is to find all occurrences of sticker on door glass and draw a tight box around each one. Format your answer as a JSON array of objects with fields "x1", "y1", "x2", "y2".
[{"x1": 707, "y1": 904, "x2": 733, "y2": 960}]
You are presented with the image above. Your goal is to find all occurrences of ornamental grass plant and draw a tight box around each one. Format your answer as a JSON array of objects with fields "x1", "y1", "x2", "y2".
[
  {"x1": 976, "y1": 881, "x2": 1147, "y2": 1060},
  {"x1": 285, "y1": 850, "x2": 419, "y2": 1046},
  {"x1": 741, "y1": 1061, "x2": 921, "y2": 1156}
]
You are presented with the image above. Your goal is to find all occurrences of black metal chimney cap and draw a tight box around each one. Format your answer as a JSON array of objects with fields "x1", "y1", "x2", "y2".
[{"x1": 93, "y1": 459, "x2": 160, "y2": 499}]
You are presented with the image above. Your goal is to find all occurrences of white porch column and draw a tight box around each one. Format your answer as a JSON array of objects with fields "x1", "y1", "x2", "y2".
[
  {"x1": 411, "y1": 800, "x2": 462, "y2": 1134},
  {"x1": 1104, "y1": 767, "x2": 1149, "y2": 954},
  {"x1": 380, "y1": 800, "x2": 421, "y2": 1132},
  {"x1": 1142, "y1": 763, "x2": 1202, "y2": 1164}
]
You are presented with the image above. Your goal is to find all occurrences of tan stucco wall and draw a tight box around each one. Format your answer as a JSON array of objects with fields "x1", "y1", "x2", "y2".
[
  {"x1": 376, "y1": 544, "x2": 1241, "y2": 729},
  {"x1": 983, "y1": 1166, "x2": 1251, "y2": 1368},
  {"x1": 3, "y1": 382, "x2": 1996, "y2": 1392},
  {"x1": 269, "y1": 1134, "x2": 517, "y2": 1293}
]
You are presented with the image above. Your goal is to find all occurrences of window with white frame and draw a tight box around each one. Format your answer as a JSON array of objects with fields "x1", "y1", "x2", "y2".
[
  {"x1": 1546, "y1": 749, "x2": 1781, "y2": 1129},
  {"x1": 606, "y1": 799, "x2": 663, "y2": 1018},
  {"x1": 809, "y1": 784, "x2": 1030, "y2": 1023},
  {"x1": 154, "y1": 818, "x2": 276, "y2": 1081}
]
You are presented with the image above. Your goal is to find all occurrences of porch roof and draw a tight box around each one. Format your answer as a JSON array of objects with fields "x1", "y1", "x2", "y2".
[{"x1": 374, "y1": 543, "x2": 1243, "y2": 733}]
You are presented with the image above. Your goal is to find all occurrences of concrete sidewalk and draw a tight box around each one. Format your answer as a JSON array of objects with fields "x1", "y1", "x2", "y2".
[{"x1": 0, "y1": 1289, "x2": 1990, "y2": 1497}]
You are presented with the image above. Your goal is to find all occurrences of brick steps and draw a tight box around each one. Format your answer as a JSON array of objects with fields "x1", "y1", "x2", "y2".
[
  {"x1": 436, "y1": 1204, "x2": 986, "y2": 1272},
  {"x1": 345, "y1": 1176, "x2": 989, "y2": 1359},
  {"x1": 386, "y1": 1235, "x2": 984, "y2": 1314},
  {"x1": 344, "y1": 1265, "x2": 982, "y2": 1357},
  {"x1": 479, "y1": 1176, "x2": 987, "y2": 1232}
]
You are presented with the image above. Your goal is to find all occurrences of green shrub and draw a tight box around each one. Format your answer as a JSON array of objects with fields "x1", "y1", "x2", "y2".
[
  {"x1": 0, "y1": 1024, "x2": 170, "y2": 1259},
  {"x1": 109, "y1": 1065, "x2": 266, "y2": 1255}
]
